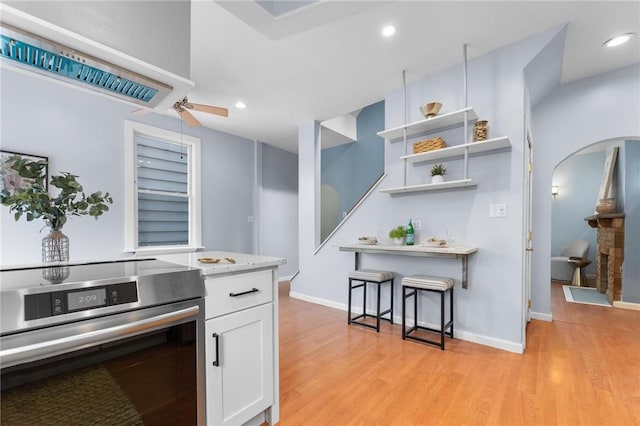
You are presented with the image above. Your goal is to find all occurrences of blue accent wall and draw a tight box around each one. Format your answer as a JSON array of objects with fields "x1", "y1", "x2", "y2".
[
  {"x1": 321, "y1": 100, "x2": 384, "y2": 220},
  {"x1": 551, "y1": 151, "x2": 605, "y2": 275},
  {"x1": 623, "y1": 140, "x2": 640, "y2": 302}
]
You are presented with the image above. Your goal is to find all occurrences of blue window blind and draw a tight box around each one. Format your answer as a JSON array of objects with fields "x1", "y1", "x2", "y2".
[{"x1": 136, "y1": 136, "x2": 189, "y2": 246}]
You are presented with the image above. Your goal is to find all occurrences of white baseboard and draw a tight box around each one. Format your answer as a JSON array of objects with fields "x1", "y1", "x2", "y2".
[
  {"x1": 452, "y1": 329, "x2": 523, "y2": 354},
  {"x1": 289, "y1": 291, "x2": 347, "y2": 311},
  {"x1": 613, "y1": 300, "x2": 640, "y2": 311},
  {"x1": 530, "y1": 311, "x2": 552, "y2": 322},
  {"x1": 288, "y1": 291, "x2": 524, "y2": 354}
]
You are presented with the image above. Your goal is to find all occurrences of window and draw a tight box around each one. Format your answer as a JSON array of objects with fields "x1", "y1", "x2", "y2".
[{"x1": 124, "y1": 121, "x2": 202, "y2": 253}]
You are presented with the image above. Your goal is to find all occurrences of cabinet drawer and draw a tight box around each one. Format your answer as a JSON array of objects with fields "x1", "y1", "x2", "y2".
[{"x1": 204, "y1": 269, "x2": 273, "y2": 318}]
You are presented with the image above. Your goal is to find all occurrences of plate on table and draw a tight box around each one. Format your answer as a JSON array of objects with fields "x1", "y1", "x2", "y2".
[
  {"x1": 423, "y1": 238, "x2": 447, "y2": 247},
  {"x1": 357, "y1": 236, "x2": 378, "y2": 245}
]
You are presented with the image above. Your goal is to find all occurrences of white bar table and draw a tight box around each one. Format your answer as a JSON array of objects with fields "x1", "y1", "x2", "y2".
[{"x1": 339, "y1": 244, "x2": 479, "y2": 289}]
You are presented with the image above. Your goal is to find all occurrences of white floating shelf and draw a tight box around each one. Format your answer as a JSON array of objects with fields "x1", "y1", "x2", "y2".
[
  {"x1": 400, "y1": 136, "x2": 511, "y2": 163},
  {"x1": 379, "y1": 179, "x2": 477, "y2": 194},
  {"x1": 378, "y1": 107, "x2": 478, "y2": 141}
]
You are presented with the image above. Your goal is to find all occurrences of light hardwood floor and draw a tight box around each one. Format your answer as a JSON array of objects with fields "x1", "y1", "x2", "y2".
[{"x1": 277, "y1": 281, "x2": 640, "y2": 425}]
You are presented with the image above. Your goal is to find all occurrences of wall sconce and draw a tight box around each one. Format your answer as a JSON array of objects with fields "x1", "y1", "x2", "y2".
[{"x1": 552, "y1": 185, "x2": 559, "y2": 198}]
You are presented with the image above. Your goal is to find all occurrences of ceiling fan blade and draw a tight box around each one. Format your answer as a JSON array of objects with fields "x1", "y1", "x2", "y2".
[
  {"x1": 179, "y1": 109, "x2": 201, "y2": 127},
  {"x1": 188, "y1": 103, "x2": 229, "y2": 117}
]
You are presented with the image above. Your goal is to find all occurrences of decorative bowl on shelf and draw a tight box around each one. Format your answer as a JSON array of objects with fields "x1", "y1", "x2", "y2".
[{"x1": 419, "y1": 102, "x2": 442, "y2": 118}]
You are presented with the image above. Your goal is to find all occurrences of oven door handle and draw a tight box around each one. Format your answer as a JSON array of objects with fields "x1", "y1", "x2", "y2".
[{"x1": 0, "y1": 305, "x2": 199, "y2": 367}]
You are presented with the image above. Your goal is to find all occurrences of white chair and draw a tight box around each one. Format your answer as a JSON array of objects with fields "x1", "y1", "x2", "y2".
[{"x1": 551, "y1": 240, "x2": 590, "y2": 281}]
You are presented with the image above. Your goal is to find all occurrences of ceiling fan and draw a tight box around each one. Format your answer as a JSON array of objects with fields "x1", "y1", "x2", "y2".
[{"x1": 172, "y1": 96, "x2": 228, "y2": 127}]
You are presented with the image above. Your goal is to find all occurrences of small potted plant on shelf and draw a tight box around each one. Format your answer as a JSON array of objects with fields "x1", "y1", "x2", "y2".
[
  {"x1": 388, "y1": 225, "x2": 406, "y2": 245},
  {"x1": 430, "y1": 163, "x2": 447, "y2": 183}
]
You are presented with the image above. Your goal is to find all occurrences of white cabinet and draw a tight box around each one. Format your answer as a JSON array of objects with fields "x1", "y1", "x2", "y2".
[
  {"x1": 377, "y1": 106, "x2": 511, "y2": 194},
  {"x1": 204, "y1": 269, "x2": 277, "y2": 426},
  {"x1": 205, "y1": 303, "x2": 273, "y2": 426}
]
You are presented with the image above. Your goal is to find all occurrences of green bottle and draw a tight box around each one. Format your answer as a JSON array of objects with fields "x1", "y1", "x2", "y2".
[{"x1": 406, "y1": 219, "x2": 414, "y2": 245}]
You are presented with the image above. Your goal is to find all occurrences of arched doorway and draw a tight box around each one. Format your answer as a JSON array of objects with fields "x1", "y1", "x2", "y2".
[{"x1": 549, "y1": 138, "x2": 639, "y2": 317}]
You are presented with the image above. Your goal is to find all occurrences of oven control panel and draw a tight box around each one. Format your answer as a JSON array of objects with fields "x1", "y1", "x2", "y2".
[{"x1": 24, "y1": 281, "x2": 138, "y2": 320}]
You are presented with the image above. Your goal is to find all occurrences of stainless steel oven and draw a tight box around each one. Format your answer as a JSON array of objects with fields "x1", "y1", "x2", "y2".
[{"x1": 0, "y1": 259, "x2": 205, "y2": 426}]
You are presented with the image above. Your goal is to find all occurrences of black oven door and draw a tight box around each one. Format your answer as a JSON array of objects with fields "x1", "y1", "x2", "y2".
[{"x1": 0, "y1": 298, "x2": 204, "y2": 426}]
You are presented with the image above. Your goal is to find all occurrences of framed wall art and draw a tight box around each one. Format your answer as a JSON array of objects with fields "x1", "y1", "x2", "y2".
[{"x1": 0, "y1": 150, "x2": 49, "y2": 192}]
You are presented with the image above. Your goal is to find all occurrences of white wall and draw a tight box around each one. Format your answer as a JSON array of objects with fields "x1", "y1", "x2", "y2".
[
  {"x1": 0, "y1": 2, "x2": 299, "y2": 276},
  {"x1": 1, "y1": 68, "x2": 130, "y2": 264},
  {"x1": 293, "y1": 28, "x2": 562, "y2": 353},
  {"x1": 0, "y1": 67, "x2": 297, "y2": 266},
  {"x1": 260, "y1": 144, "x2": 299, "y2": 278},
  {"x1": 531, "y1": 64, "x2": 640, "y2": 314}
]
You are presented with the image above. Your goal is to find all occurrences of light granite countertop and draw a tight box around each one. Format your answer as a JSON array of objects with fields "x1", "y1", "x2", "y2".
[{"x1": 157, "y1": 251, "x2": 286, "y2": 277}]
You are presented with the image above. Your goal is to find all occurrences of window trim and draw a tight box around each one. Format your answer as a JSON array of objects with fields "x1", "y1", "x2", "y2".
[{"x1": 124, "y1": 120, "x2": 202, "y2": 254}]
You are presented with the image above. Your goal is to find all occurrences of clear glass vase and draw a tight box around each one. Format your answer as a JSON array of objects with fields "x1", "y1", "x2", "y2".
[
  {"x1": 42, "y1": 265, "x2": 71, "y2": 284},
  {"x1": 42, "y1": 229, "x2": 69, "y2": 263}
]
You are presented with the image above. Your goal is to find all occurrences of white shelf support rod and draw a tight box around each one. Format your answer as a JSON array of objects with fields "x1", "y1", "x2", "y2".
[
  {"x1": 402, "y1": 69, "x2": 408, "y2": 187},
  {"x1": 463, "y1": 43, "x2": 469, "y2": 180}
]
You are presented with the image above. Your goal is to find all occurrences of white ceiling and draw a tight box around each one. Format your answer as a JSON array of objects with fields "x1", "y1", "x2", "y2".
[{"x1": 186, "y1": 1, "x2": 639, "y2": 153}]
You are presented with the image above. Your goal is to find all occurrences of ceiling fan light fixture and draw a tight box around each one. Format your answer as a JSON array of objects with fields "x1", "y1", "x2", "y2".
[
  {"x1": 603, "y1": 32, "x2": 635, "y2": 48},
  {"x1": 235, "y1": 101, "x2": 247, "y2": 109},
  {"x1": 171, "y1": 96, "x2": 229, "y2": 126}
]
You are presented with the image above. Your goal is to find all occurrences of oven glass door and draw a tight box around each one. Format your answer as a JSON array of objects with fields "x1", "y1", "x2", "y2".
[{"x1": 0, "y1": 300, "x2": 203, "y2": 426}]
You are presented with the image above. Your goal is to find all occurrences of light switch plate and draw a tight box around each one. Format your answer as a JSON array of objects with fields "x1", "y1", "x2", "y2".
[{"x1": 490, "y1": 203, "x2": 507, "y2": 218}]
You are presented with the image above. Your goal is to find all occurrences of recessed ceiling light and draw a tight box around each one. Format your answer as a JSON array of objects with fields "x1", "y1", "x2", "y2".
[
  {"x1": 235, "y1": 101, "x2": 246, "y2": 109},
  {"x1": 603, "y1": 33, "x2": 635, "y2": 48},
  {"x1": 382, "y1": 25, "x2": 396, "y2": 37}
]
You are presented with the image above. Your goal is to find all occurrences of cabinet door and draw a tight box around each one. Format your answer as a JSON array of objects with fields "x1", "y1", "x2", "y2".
[{"x1": 205, "y1": 303, "x2": 273, "y2": 426}]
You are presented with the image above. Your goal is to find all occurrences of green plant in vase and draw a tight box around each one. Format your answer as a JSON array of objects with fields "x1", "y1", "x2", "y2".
[
  {"x1": 0, "y1": 154, "x2": 113, "y2": 262},
  {"x1": 430, "y1": 163, "x2": 447, "y2": 183},
  {"x1": 388, "y1": 225, "x2": 406, "y2": 245}
]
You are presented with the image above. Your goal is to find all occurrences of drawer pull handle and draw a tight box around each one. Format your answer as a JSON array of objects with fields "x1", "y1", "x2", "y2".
[
  {"x1": 229, "y1": 287, "x2": 260, "y2": 297},
  {"x1": 212, "y1": 332, "x2": 220, "y2": 367}
]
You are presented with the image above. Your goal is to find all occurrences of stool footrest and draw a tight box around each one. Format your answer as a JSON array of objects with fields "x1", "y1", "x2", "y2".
[
  {"x1": 403, "y1": 333, "x2": 450, "y2": 348},
  {"x1": 405, "y1": 322, "x2": 453, "y2": 337},
  {"x1": 350, "y1": 313, "x2": 393, "y2": 329}
]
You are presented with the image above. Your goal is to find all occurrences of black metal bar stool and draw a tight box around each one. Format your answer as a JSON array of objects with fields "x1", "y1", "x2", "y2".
[
  {"x1": 348, "y1": 269, "x2": 394, "y2": 332},
  {"x1": 401, "y1": 275, "x2": 454, "y2": 350}
]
